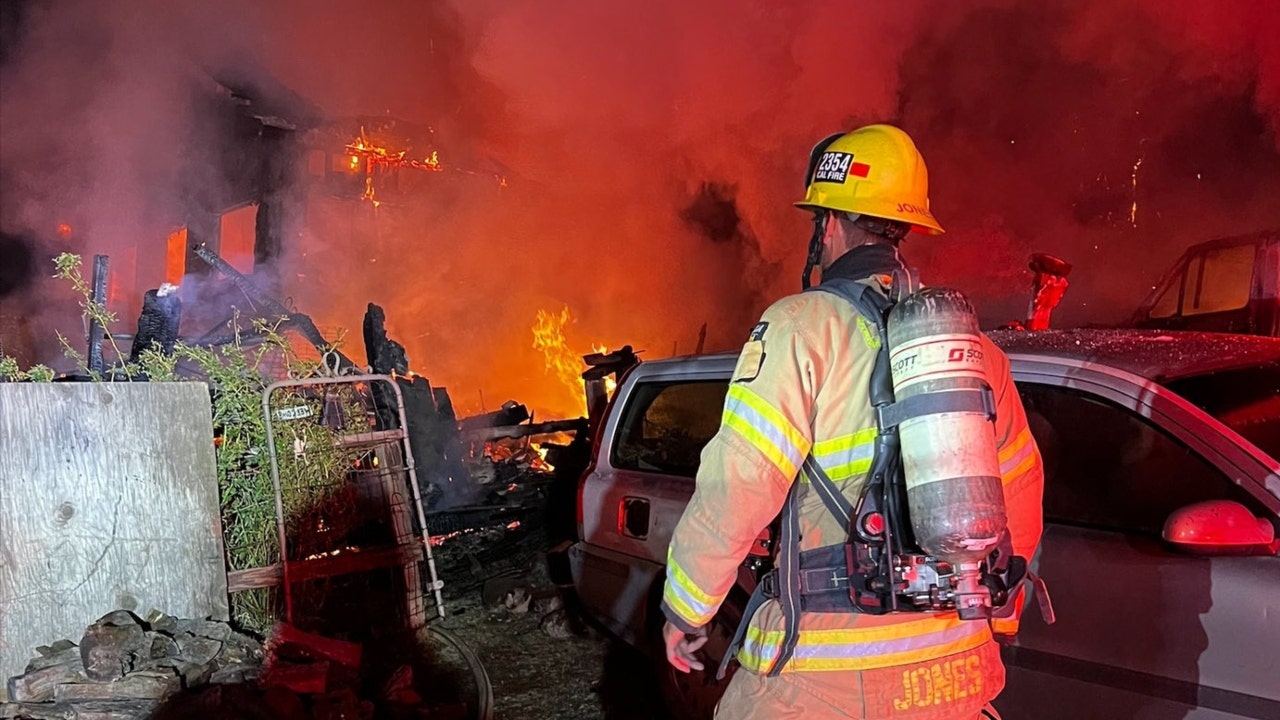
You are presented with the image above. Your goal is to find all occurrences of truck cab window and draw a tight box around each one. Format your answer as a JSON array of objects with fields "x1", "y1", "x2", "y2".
[
  {"x1": 1147, "y1": 263, "x2": 1185, "y2": 320},
  {"x1": 1184, "y1": 243, "x2": 1256, "y2": 317},
  {"x1": 611, "y1": 381, "x2": 728, "y2": 478}
]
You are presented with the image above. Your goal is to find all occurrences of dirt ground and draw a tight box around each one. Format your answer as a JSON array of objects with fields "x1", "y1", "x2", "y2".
[{"x1": 429, "y1": 524, "x2": 673, "y2": 720}]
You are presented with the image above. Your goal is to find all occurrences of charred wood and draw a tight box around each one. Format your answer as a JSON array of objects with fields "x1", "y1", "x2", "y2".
[
  {"x1": 87, "y1": 255, "x2": 109, "y2": 373},
  {"x1": 464, "y1": 418, "x2": 587, "y2": 442},
  {"x1": 361, "y1": 303, "x2": 408, "y2": 376},
  {"x1": 457, "y1": 400, "x2": 530, "y2": 431},
  {"x1": 128, "y1": 285, "x2": 182, "y2": 363},
  {"x1": 190, "y1": 243, "x2": 356, "y2": 370}
]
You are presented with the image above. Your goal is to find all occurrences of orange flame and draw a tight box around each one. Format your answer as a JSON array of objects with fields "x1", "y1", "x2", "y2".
[
  {"x1": 531, "y1": 442, "x2": 554, "y2": 472},
  {"x1": 532, "y1": 307, "x2": 586, "y2": 413},
  {"x1": 593, "y1": 344, "x2": 619, "y2": 395},
  {"x1": 531, "y1": 307, "x2": 619, "y2": 416}
]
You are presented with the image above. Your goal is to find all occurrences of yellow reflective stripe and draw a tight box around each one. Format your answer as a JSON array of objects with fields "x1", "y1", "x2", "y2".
[
  {"x1": 998, "y1": 427, "x2": 1037, "y2": 485},
  {"x1": 856, "y1": 316, "x2": 881, "y2": 349},
  {"x1": 808, "y1": 427, "x2": 878, "y2": 482},
  {"x1": 998, "y1": 428, "x2": 1032, "y2": 463},
  {"x1": 662, "y1": 552, "x2": 722, "y2": 627},
  {"x1": 722, "y1": 384, "x2": 808, "y2": 479},
  {"x1": 812, "y1": 427, "x2": 879, "y2": 456},
  {"x1": 739, "y1": 617, "x2": 991, "y2": 673}
]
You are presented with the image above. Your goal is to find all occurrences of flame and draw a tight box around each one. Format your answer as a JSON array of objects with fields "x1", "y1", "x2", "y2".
[
  {"x1": 531, "y1": 442, "x2": 555, "y2": 472},
  {"x1": 342, "y1": 127, "x2": 503, "y2": 209},
  {"x1": 593, "y1": 343, "x2": 618, "y2": 395},
  {"x1": 532, "y1": 306, "x2": 588, "y2": 413}
]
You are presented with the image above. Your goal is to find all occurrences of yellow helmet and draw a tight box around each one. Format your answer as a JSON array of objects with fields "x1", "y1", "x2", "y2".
[{"x1": 795, "y1": 124, "x2": 944, "y2": 235}]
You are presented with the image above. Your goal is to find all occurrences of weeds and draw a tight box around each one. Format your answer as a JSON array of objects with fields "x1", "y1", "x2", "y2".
[{"x1": 5, "y1": 254, "x2": 364, "y2": 635}]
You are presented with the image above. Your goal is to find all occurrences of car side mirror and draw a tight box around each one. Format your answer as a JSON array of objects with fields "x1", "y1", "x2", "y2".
[{"x1": 1163, "y1": 500, "x2": 1279, "y2": 556}]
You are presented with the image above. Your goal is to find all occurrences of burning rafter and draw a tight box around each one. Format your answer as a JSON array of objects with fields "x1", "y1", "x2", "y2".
[{"x1": 342, "y1": 126, "x2": 506, "y2": 207}]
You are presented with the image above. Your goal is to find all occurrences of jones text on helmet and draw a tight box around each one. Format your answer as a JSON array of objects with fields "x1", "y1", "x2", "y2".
[{"x1": 895, "y1": 202, "x2": 936, "y2": 219}]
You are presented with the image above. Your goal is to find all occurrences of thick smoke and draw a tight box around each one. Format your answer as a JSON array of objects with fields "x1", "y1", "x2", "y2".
[{"x1": 1, "y1": 0, "x2": 1277, "y2": 415}]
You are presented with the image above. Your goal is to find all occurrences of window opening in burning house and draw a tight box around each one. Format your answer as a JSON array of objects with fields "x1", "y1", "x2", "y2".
[
  {"x1": 220, "y1": 203, "x2": 258, "y2": 276},
  {"x1": 1185, "y1": 243, "x2": 1256, "y2": 316},
  {"x1": 611, "y1": 380, "x2": 728, "y2": 478},
  {"x1": 165, "y1": 227, "x2": 188, "y2": 286}
]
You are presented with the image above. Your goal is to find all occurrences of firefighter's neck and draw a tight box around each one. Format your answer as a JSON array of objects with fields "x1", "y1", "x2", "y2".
[{"x1": 820, "y1": 216, "x2": 901, "y2": 272}]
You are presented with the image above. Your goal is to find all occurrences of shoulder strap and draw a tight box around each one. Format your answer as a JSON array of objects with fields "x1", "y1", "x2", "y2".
[{"x1": 805, "y1": 277, "x2": 892, "y2": 330}]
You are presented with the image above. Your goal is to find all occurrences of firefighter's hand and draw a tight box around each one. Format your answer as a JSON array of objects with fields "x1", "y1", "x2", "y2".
[{"x1": 663, "y1": 621, "x2": 708, "y2": 673}]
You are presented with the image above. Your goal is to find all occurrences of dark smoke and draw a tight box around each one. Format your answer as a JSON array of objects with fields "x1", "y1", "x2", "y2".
[
  {"x1": 897, "y1": 1, "x2": 1280, "y2": 327},
  {"x1": 682, "y1": 183, "x2": 744, "y2": 245},
  {"x1": 0, "y1": 231, "x2": 35, "y2": 299}
]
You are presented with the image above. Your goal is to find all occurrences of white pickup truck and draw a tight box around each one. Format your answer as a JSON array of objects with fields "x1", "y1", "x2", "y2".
[{"x1": 567, "y1": 329, "x2": 1280, "y2": 720}]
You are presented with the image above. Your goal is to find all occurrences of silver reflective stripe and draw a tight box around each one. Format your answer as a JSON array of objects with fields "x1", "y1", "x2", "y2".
[{"x1": 791, "y1": 622, "x2": 988, "y2": 660}]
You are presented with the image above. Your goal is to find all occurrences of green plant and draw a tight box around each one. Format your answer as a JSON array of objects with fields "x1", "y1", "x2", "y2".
[
  {"x1": 0, "y1": 355, "x2": 55, "y2": 382},
  {"x1": 41, "y1": 254, "x2": 365, "y2": 635},
  {"x1": 52, "y1": 252, "x2": 133, "y2": 379}
]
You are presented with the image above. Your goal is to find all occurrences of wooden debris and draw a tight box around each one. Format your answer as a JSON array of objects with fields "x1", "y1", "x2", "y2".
[
  {"x1": 79, "y1": 612, "x2": 148, "y2": 682},
  {"x1": 6, "y1": 661, "x2": 86, "y2": 703},
  {"x1": 53, "y1": 670, "x2": 180, "y2": 702},
  {"x1": 6, "y1": 613, "x2": 264, "y2": 719}
]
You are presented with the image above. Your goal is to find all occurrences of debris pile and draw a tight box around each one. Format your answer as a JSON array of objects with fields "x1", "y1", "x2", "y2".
[
  {"x1": 4, "y1": 611, "x2": 488, "y2": 720},
  {"x1": 2, "y1": 610, "x2": 263, "y2": 720}
]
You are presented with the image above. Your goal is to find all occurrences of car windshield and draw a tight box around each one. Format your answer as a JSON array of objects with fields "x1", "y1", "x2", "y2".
[{"x1": 1162, "y1": 360, "x2": 1280, "y2": 461}]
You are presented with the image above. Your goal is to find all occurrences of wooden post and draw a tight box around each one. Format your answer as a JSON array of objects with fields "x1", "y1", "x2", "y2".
[{"x1": 87, "y1": 254, "x2": 109, "y2": 372}]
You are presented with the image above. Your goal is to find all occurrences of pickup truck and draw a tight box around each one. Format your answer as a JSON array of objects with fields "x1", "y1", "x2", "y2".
[
  {"x1": 1128, "y1": 229, "x2": 1279, "y2": 336},
  {"x1": 568, "y1": 329, "x2": 1280, "y2": 720}
]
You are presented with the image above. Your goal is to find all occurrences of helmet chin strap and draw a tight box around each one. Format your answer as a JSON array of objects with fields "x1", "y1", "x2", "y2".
[{"x1": 802, "y1": 211, "x2": 829, "y2": 290}]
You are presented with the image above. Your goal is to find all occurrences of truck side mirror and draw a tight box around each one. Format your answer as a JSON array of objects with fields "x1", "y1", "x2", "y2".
[{"x1": 1163, "y1": 500, "x2": 1279, "y2": 556}]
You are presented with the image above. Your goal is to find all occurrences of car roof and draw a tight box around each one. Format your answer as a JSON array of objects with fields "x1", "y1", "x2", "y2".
[
  {"x1": 989, "y1": 328, "x2": 1280, "y2": 383},
  {"x1": 638, "y1": 329, "x2": 1280, "y2": 385}
]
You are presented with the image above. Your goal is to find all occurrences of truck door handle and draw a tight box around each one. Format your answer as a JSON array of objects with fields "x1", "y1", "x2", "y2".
[{"x1": 618, "y1": 497, "x2": 651, "y2": 539}]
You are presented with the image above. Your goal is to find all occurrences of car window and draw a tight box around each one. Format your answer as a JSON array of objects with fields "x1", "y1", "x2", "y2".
[
  {"x1": 1183, "y1": 243, "x2": 1256, "y2": 317},
  {"x1": 1163, "y1": 362, "x2": 1280, "y2": 461},
  {"x1": 1017, "y1": 383, "x2": 1264, "y2": 536},
  {"x1": 611, "y1": 380, "x2": 728, "y2": 478}
]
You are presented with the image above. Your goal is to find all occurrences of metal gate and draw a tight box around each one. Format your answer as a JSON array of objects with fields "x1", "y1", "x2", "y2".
[{"x1": 261, "y1": 372, "x2": 443, "y2": 633}]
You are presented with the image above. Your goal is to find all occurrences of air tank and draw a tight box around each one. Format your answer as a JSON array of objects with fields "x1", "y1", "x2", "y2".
[{"x1": 887, "y1": 287, "x2": 1007, "y2": 618}]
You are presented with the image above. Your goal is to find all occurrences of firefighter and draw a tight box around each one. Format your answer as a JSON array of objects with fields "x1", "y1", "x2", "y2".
[{"x1": 661, "y1": 124, "x2": 1045, "y2": 720}]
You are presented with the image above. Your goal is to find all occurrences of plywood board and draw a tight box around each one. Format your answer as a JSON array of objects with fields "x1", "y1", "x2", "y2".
[{"x1": 0, "y1": 382, "x2": 227, "y2": 690}]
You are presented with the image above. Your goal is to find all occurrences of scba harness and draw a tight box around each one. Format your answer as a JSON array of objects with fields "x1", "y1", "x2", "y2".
[{"x1": 718, "y1": 276, "x2": 1045, "y2": 680}]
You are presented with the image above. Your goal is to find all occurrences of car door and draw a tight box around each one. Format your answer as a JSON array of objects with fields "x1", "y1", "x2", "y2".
[
  {"x1": 993, "y1": 372, "x2": 1280, "y2": 720},
  {"x1": 573, "y1": 370, "x2": 729, "y2": 645}
]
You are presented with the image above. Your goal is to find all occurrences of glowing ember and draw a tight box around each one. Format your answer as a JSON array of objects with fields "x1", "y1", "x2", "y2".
[{"x1": 1129, "y1": 144, "x2": 1144, "y2": 227}]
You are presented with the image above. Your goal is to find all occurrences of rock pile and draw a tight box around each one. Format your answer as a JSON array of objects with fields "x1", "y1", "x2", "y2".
[{"x1": 2, "y1": 610, "x2": 262, "y2": 720}]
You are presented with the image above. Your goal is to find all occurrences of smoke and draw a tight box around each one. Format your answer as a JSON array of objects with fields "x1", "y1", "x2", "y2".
[{"x1": 1, "y1": 0, "x2": 1278, "y2": 415}]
